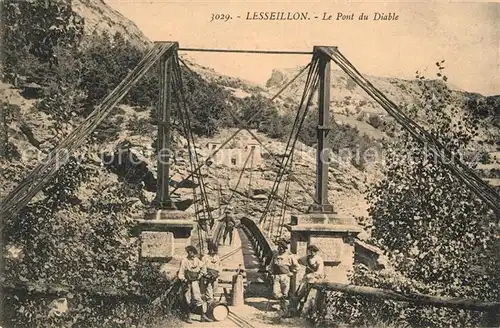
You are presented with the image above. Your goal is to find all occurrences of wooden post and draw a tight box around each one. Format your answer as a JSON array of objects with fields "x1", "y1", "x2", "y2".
[
  {"x1": 308, "y1": 47, "x2": 334, "y2": 214},
  {"x1": 231, "y1": 272, "x2": 245, "y2": 307},
  {"x1": 153, "y1": 47, "x2": 176, "y2": 210},
  {"x1": 310, "y1": 282, "x2": 500, "y2": 312}
]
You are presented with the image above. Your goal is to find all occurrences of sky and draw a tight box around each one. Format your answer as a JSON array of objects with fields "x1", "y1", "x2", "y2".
[{"x1": 104, "y1": 0, "x2": 499, "y2": 96}]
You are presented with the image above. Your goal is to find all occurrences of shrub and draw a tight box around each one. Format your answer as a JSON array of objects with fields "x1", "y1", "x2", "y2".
[
  {"x1": 91, "y1": 119, "x2": 121, "y2": 144},
  {"x1": 234, "y1": 94, "x2": 280, "y2": 130},
  {"x1": 479, "y1": 152, "x2": 492, "y2": 165},
  {"x1": 127, "y1": 115, "x2": 155, "y2": 136},
  {"x1": 266, "y1": 111, "x2": 294, "y2": 140},
  {"x1": 0, "y1": 102, "x2": 21, "y2": 159},
  {"x1": 368, "y1": 113, "x2": 382, "y2": 129},
  {"x1": 1, "y1": 0, "x2": 84, "y2": 82},
  {"x1": 2, "y1": 158, "x2": 179, "y2": 327},
  {"x1": 346, "y1": 78, "x2": 358, "y2": 91}
]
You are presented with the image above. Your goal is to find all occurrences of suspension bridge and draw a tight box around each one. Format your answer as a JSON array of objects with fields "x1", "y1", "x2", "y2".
[{"x1": 1, "y1": 42, "x2": 499, "y2": 327}]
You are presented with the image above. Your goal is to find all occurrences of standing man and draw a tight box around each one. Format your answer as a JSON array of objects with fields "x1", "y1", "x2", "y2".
[
  {"x1": 267, "y1": 240, "x2": 299, "y2": 317},
  {"x1": 178, "y1": 246, "x2": 211, "y2": 323},
  {"x1": 221, "y1": 209, "x2": 236, "y2": 245},
  {"x1": 296, "y1": 244, "x2": 325, "y2": 302},
  {"x1": 201, "y1": 241, "x2": 221, "y2": 304}
]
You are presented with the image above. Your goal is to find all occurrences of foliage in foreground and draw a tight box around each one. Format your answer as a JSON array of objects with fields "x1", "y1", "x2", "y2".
[
  {"x1": 312, "y1": 264, "x2": 491, "y2": 328},
  {"x1": 2, "y1": 157, "x2": 181, "y2": 327},
  {"x1": 313, "y1": 64, "x2": 500, "y2": 327}
]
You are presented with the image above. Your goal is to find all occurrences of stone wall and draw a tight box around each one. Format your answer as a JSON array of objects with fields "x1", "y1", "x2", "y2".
[{"x1": 205, "y1": 142, "x2": 262, "y2": 168}]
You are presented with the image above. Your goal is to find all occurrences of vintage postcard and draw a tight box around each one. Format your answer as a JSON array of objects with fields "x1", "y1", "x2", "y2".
[{"x1": 1, "y1": 1, "x2": 498, "y2": 327}]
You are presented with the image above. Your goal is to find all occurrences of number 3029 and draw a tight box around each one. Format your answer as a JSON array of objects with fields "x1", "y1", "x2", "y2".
[{"x1": 210, "y1": 13, "x2": 232, "y2": 22}]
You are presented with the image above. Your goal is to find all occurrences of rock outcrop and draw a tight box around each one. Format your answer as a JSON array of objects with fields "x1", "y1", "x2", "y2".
[{"x1": 73, "y1": 0, "x2": 151, "y2": 49}]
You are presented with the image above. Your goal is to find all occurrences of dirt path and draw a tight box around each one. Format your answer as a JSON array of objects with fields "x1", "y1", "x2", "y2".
[
  {"x1": 179, "y1": 229, "x2": 313, "y2": 328},
  {"x1": 182, "y1": 301, "x2": 312, "y2": 328}
]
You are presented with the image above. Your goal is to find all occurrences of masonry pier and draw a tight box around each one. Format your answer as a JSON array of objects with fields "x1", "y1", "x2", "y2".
[{"x1": 286, "y1": 47, "x2": 362, "y2": 312}]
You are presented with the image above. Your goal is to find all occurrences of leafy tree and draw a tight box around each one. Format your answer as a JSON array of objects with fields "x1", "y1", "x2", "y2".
[
  {"x1": 80, "y1": 31, "x2": 144, "y2": 110},
  {"x1": 235, "y1": 94, "x2": 280, "y2": 129},
  {"x1": 178, "y1": 69, "x2": 230, "y2": 137},
  {"x1": 316, "y1": 63, "x2": 500, "y2": 327},
  {"x1": 266, "y1": 111, "x2": 294, "y2": 140},
  {"x1": 1, "y1": 0, "x2": 84, "y2": 83},
  {"x1": 366, "y1": 64, "x2": 497, "y2": 296},
  {"x1": 3, "y1": 157, "x2": 177, "y2": 327}
]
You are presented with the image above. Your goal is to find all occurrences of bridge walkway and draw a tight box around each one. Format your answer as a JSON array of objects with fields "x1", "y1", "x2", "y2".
[
  {"x1": 213, "y1": 227, "x2": 266, "y2": 301},
  {"x1": 180, "y1": 227, "x2": 311, "y2": 327}
]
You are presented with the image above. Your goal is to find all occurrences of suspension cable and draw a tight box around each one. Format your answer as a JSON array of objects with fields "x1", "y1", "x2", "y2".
[
  {"x1": 171, "y1": 71, "x2": 206, "y2": 253},
  {"x1": 322, "y1": 46, "x2": 500, "y2": 216},
  {"x1": 204, "y1": 56, "x2": 320, "y2": 216},
  {"x1": 169, "y1": 59, "x2": 312, "y2": 197},
  {"x1": 262, "y1": 71, "x2": 319, "y2": 229},
  {"x1": 172, "y1": 55, "x2": 213, "y2": 225},
  {"x1": 175, "y1": 59, "x2": 319, "y2": 218},
  {"x1": 268, "y1": 196, "x2": 279, "y2": 237},
  {"x1": 260, "y1": 57, "x2": 321, "y2": 226},
  {"x1": 0, "y1": 42, "x2": 176, "y2": 226},
  {"x1": 277, "y1": 151, "x2": 294, "y2": 239},
  {"x1": 224, "y1": 147, "x2": 255, "y2": 213}
]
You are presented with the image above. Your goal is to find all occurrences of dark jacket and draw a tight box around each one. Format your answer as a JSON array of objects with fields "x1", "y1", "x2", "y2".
[{"x1": 222, "y1": 215, "x2": 236, "y2": 230}]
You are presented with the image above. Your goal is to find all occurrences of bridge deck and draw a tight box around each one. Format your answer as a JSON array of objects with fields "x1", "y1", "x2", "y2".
[
  {"x1": 215, "y1": 227, "x2": 246, "y2": 298},
  {"x1": 180, "y1": 228, "x2": 290, "y2": 327},
  {"x1": 215, "y1": 228, "x2": 266, "y2": 299}
]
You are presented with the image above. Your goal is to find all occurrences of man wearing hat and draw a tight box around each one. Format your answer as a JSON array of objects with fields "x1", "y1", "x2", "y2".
[
  {"x1": 220, "y1": 208, "x2": 237, "y2": 245},
  {"x1": 267, "y1": 240, "x2": 299, "y2": 316},
  {"x1": 296, "y1": 244, "x2": 325, "y2": 302},
  {"x1": 201, "y1": 241, "x2": 221, "y2": 304},
  {"x1": 178, "y1": 246, "x2": 211, "y2": 323}
]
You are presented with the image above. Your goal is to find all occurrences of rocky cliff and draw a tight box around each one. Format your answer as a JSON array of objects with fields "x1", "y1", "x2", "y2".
[
  {"x1": 73, "y1": 0, "x2": 151, "y2": 49},
  {"x1": 2, "y1": 0, "x2": 499, "y2": 245}
]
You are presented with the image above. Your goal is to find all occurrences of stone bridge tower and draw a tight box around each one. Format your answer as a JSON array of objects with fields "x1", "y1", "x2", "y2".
[
  {"x1": 133, "y1": 43, "x2": 195, "y2": 276},
  {"x1": 286, "y1": 46, "x2": 362, "y2": 292}
]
